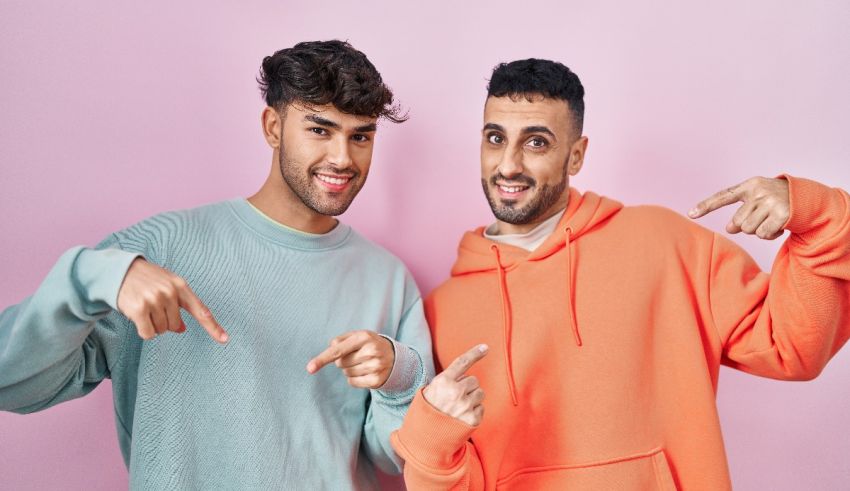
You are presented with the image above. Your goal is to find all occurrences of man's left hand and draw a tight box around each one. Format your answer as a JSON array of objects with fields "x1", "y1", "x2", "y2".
[
  {"x1": 689, "y1": 176, "x2": 790, "y2": 240},
  {"x1": 306, "y1": 330, "x2": 394, "y2": 389}
]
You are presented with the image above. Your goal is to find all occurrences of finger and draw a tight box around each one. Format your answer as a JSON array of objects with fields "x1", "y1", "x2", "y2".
[
  {"x1": 336, "y1": 349, "x2": 373, "y2": 368},
  {"x1": 469, "y1": 388, "x2": 485, "y2": 406},
  {"x1": 164, "y1": 301, "x2": 184, "y2": 333},
  {"x1": 740, "y1": 206, "x2": 770, "y2": 235},
  {"x1": 756, "y1": 217, "x2": 785, "y2": 240},
  {"x1": 689, "y1": 184, "x2": 745, "y2": 219},
  {"x1": 726, "y1": 200, "x2": 758, "y2": 234},
  {"x1": 307, "y1": 335, "x2": 367, "y2": 374},
  {"x1": 177, "y1": 283, "x2": 228, "y2": 343},
  {"x1": 342, "y1": 361, "x2": 379, "y2": 378},
  {"x1": 133, "y1": 314, "x2": 157, "y2": 341},
  {"x1": 150, "y1": 310, "x2": 168, "y2": 335},
  {"x1": 460, "y1": 376, "x2": 480, "y2": 394},
  {"x1": 346, "y1": 374, "x2": 382, "y2": 389},
  {"x1": 442, "y1": 344, "x2": 489, "y2": 380}
]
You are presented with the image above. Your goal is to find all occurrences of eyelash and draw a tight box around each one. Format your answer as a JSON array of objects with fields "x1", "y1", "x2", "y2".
[{"x1": 309, "y1": 128, "x2": 370, "y2": 142}]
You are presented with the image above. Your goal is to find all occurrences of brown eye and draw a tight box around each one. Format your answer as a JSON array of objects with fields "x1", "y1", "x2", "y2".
[
  {"x1": 352, "y1": 134, "x2": 370, "y2": 142},
  {"x1": 310, "y1": 128, "x2": 328, "y2": 135},
  {"x1": 487, "y1": 134, "x2": 504, "y2": 144},
  {"x1": 527, "y1": 137, "x2": 547, "y2": 148}
]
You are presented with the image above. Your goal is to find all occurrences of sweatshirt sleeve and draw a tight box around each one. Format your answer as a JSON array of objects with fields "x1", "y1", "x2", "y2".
[
  {"x1": 360, "y1": 272, "x2": 436, "y2": 475},
  {"x1": 391, "y1": 389, "x2": 485, "y2": 490},
  {"x1": 711, "y1": 175, "x2": 850, "y2": 380},
  {"x1": 0, "y1": 235, "x2": 140, "y2": 413}
]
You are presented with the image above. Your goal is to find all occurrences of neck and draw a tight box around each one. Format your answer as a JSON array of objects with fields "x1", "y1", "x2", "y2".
[
  {"x1": 248, "y1": 163, "x2": 338, "y2": 235},
  {"x1": 493, "y1": 199, "x2": 569, "y2": 236}
]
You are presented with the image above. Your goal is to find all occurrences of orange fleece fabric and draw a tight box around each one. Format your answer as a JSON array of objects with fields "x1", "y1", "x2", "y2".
[{"x1": 391, "y1": 175, "x2": 850, "y2": 490}]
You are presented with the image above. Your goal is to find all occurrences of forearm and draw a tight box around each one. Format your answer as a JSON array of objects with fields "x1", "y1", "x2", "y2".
[
  {"x1": 717, "y1": 176, "x2": 850, "y2": 379},
  {"x1": 391, "y1": 390, "x2": 484, "y2": 490},
  {"x1": 0, "y1": 245, "x2": 138, "y2": 411}
]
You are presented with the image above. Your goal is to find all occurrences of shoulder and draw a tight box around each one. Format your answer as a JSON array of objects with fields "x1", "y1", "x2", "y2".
[
  {"x1": 108, "y1": 200, "x2": 233, "y2": 261},
  {"x1": 345, "y1": 228, "x2": 411, "y2": 274},
  {"x1": 613, "y1": 204, "x2": 714, "y2": 241}
]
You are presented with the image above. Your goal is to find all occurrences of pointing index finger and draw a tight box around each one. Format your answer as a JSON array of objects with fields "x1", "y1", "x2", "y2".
[
  {"x1": 177, "y1": 286, "x2": 229, "y2": 344},
  {"x1": 307, "y1": 335, "x2": 366, "y2": 374},
  {"x1": 442, "y1": 344, "x2": 489, "y2": 380},
  {"x1": 689, "y1": 183, "x2": 745, "y2": 219}
]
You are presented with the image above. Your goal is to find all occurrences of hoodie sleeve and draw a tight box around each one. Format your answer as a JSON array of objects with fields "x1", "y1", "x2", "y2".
[
  {"x1": 710, "y1": 175, "x2": 850, "y2": 380},
  {"x1": 391, "y1": 389, "x2": 485, "y2": 490},
  {"x1": 389, "y1": 296, "x2": 485, "y2": 490}
]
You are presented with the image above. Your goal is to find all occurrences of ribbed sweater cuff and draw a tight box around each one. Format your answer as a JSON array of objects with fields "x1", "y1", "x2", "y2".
[
  {"x1": 74, "y1": 247, "x2": 143, "y2": 312},
  {"x1": 377, "y1": 336, "x2": 422, "y2": 395},
  {"x1": 781, "y1": 174, "x2": 841, "y2": 241},
  {"x1": 392, "y1": 388, "x2": 476, "y2": 469}
]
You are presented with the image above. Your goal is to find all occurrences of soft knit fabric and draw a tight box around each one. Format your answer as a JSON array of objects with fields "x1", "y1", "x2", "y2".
[
  {"x1": 484, "y1": 208, "x2": 566, "y2": 251},
  {"x1": 392, "y1": 175, "x2": 850, "y2": 490},
  {"x1": 0, "y1": 198, "x2": 435, "y2": 490}
]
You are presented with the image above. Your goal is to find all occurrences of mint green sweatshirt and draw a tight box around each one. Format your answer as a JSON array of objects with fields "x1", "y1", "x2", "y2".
[{"x1": 0, "y1": 199, "x2": 434, "y2": 490}]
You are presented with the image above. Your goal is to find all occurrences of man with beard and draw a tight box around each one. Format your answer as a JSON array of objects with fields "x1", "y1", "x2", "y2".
[
  {"x1": 390, "y1": 58, "x2": 850, "y2": 490},
  {"x1": 0, "y1": 40, "x2": 434, "y2": 490}
]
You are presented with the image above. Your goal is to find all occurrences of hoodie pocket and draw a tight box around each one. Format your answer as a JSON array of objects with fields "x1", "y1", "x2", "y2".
[{"x1": 495, "y1": 447, "x2": 677, "y2": 491}]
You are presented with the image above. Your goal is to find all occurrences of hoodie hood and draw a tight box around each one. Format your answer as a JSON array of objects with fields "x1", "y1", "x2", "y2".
[
  {"x1": 451, "y1": 187, "x2": 624, "y2": 275},
  {"x1": 449, "y1": 187, "x2": 623, "y2": 406}
]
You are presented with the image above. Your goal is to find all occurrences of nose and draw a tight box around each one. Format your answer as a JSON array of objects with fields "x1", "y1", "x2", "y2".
[
  {"x1": 497, "y1": 146, "x2": 524, "y2": 178},
  {"x1": 327, "y1": 136, "x2": 353, "y2": 168}
]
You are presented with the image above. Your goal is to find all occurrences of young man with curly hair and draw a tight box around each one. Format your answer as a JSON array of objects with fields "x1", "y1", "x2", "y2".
[
  {"x1": 391, "y1": 59, "x2": 850, "y2": 490},
  {"x1": 0, "y1": 40, "x2": 434, "y2": 489}
]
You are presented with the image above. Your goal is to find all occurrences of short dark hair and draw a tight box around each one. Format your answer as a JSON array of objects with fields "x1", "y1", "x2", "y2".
[
  {"x1": 258, "y1": 40, "x2": 406, "y2": 123},
  {"x1": 487, "y1": 59, "x2": 585, "y2": 133}
]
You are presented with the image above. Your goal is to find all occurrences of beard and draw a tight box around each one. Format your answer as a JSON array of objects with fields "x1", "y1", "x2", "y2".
[
  {"x1": 481, "y1": 162, "x2": 569, "y2": 225},
  {"x1": 278, "y1": 148, "x2": 365, "y2": 217}
]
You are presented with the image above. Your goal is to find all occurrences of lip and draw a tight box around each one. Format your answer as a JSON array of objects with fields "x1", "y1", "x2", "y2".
[
  {"x1": 314, "y1": 172, "x2": 354, "y2": 192},
  {"x1": 495, "y1": 183, "x2": 531, "y2": 200}
]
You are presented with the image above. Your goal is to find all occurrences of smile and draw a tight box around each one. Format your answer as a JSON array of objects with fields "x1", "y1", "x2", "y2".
[
  {"x1": 314, "y1": 172, "x2": 353, "y2": 191},
  {"x1": 496, "y1": 183, "x2": 530, "y2": 198}
]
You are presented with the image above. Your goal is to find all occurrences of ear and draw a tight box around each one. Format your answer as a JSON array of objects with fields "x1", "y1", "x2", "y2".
[
  {"x1": 567, "y1": 136, "x2": 589, "y2": 176},
  {"x1": 261, "y1": 106, "x2": 283, "y2": 148}
]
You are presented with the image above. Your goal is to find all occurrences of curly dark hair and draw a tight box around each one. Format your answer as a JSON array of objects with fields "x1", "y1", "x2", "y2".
[
  {"x1": 257, "y1": 40, "x2": 407, "y2": 123},
  {"x1": 488, "y1": 58, "x2": 585, "y2": 133}
]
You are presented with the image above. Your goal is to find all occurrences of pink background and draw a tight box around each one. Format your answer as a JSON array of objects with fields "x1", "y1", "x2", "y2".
[{"x1": 1, "y1": 1, "x2": 849, "y2": 489}]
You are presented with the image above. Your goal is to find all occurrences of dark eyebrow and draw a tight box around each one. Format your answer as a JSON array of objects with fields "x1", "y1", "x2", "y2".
[
  {"x1": 354, "y1": 123, "x2": 377, "y2": 133},
  {"x1": 305, "y1": 114, "x2": 376, "y2": 133},
  {"x1": 305, "y1": 114, "x2": 340, "y2": 129},
  {"x1": 521, "y1": 126, "x2": 556, "y2": 138},
  {"x1": 483, "y1": 123, "x2": 505, "y2": 132}
]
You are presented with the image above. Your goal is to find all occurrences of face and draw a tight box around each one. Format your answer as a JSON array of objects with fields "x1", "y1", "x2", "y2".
[
  {"x1": 480, "y1": 95, "x2": 587, "y2": 227},
  {"x1": 268, "y1": 103, "x2": 377, "y2": 216}
]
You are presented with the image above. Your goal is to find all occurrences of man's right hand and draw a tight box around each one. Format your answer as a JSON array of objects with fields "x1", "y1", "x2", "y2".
[
  {"x1": 423, "y1": 344, "x2": 488, "y2": 426},
  {"x1": 116, "y1": 258, "x2": 228, "y2": 343}
]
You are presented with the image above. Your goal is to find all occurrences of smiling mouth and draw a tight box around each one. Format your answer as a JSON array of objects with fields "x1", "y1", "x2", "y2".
[
  {"x1": 496, "y1": 183, "x2": 531, "y2": 198},
  {"x1": 314, "y1": 172, "x2": 354, "y2": 191}
]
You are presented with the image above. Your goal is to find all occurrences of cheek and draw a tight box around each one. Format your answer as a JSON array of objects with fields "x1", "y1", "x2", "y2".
[
  {"x1": 480, "y1": 148, "x2": 500, "y2": 175},
  {"x1": 352, "y1": 145, "x2": 374, "y2": 173}
]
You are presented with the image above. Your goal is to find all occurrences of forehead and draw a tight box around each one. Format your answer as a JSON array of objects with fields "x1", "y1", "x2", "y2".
[
  {"x1": 483, "y1": 96, "x2": 572, "y2": 132},
  {"x1": 288, "y1": 103, "x2": 377, "y2": 127}
]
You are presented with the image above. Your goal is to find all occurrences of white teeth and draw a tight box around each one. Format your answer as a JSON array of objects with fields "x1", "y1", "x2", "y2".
[
  {"x1": 499, "y1": 185, "x2": 527, "y2": 193},
  {"x1": 316, "y1": 174, "x2": 350, "y2": 185}
]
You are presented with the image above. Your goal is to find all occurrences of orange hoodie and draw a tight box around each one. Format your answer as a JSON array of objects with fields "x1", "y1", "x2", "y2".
[{"x1": 391, "y1": 176, "x2": 850, "y2": 490}]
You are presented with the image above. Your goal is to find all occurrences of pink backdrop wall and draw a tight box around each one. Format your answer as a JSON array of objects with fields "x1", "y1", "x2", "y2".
[{"x1": 1, "y1": 1, "x2": 848, "y2": 489}]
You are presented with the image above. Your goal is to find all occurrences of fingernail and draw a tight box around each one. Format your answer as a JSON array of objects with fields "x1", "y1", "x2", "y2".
[
  {"x1": 688, "y1": 209, "x2": 698, "y2": 218},
  {"x1": 220, "y1": 332, "x2": 229, "y2": 343},
  {"x1": 306, "y1": 363, "x2": 315, "y2": 373},
  {"x1": 478, "y1": 344, "x2": 489, "y2": 353}
]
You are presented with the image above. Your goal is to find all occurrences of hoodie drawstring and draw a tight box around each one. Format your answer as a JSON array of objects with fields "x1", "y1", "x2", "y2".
[
  {"x1": 564, "y1": 227, "x2": 582, "y2": 346},
  {"x1": 490, "y1": 244, "x2": 519, "y2": 406}
]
